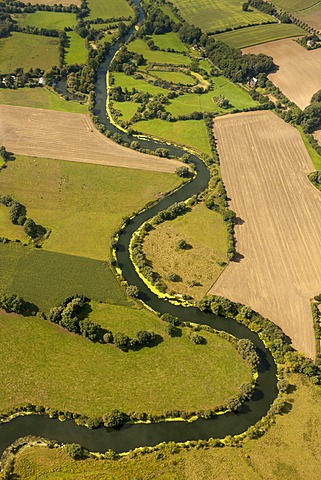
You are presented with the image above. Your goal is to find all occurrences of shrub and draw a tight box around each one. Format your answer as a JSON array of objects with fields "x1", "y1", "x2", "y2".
[
  {"x1": 126, "y1": 285, "x2": 139, "y2": 297},
  {"x1": 63, "y1": 443, "x2": 86, "y2": 459},
  {"x1": 187, "y1": 331, "x2": 205, "y2": 344},
  {"x1": 103, "y1": 409, "x2": 128, "y2": 428},
  {"x1": 177, "y1": 239, "x2": 187, "y2": 250},
  {"x1": 114, "y1": 332, "x2": 130, "y2": 350},
  {"x1": 136, "y1": 330, "x2": 156, "y2": 346}
]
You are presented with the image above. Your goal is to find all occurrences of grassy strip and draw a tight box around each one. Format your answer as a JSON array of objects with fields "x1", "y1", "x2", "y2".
[{"x1": 297, "y1": 126, "x2": 321, "y2": 170}]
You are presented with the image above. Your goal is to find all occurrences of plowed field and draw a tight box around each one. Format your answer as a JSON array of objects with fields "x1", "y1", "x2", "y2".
[
  {"x1": 0, "y1": 105, "x2": 181, "y2": 173},
  {"x1": 210, "y1": 111, "x2": 321, "y2": 359},
  {"x1": 244, "y1": 38, "x2": 321, "y2": 109}
]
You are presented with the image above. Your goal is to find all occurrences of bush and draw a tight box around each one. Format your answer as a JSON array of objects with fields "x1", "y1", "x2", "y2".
[
  {"x1": 126, "y1": 285, "x2": 139, "y2": 297},
  {"x1": 177, "y1": 239, "x2": 187, "y2": 250},
  {"x1": 136, "y1": 330, "x2": 156, "y2": 346},
  {"x1": 63, "y1": 443, "x2": 86, "y2": 459},
  {"x1": 114, "y1": 332, "x2": 130, "y2": 350},
  {"x1": 103, "y1": 409, "x2": 128, "y2": 428},
  {"x1": 187, "y1": 331, "x2": 206, "y2": 344},
  {"x1": 175, "y1": 166, "x2": 191, "y2": 178}
]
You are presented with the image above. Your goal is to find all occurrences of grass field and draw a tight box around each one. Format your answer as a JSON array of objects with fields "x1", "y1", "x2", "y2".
[
  {"x1": 213, "y1": 23, "x2": 305, "y2": 49},
  {"x1": 0, "y1": 309, "x2": 251, "y2": 416},
  {"x1": 112, "y1": 71, "x2": 168, "y2": 95},
  {"x1": 170, "y1": 0, "x2": 276, "y2": 33},
  {"x1": 88, "y1": 0, "x2": 133, "y2": 20},
  {"x1": 65, "y1": 31, "x2": 88, "y2": 65},
  {"x1": 143, "y1": 203, "x2": 228, "y2": 299},
  {"x1": 150, "y1": 32, "x2": 187, "y2": 52},
  {"x1": 271, "y1": 0, "x2": 318, "y2": 12},
  {"x1": 113, "y1": 100, "x2": 139, "y2": 121},
  {"x1": 0, "y1": 32, "x2": 59, "y2": 73},
  {"x1": 127, "y1": 38, "x2": 191, "y2": 65},
  {"x1": 20, "y1": 0, "x2": 81, "y2": 5},
  {"x1": 0, "y1": 87, "x2": 87, "y2": 113},
  {"x1": 0, "y1": 155, "x2": 180, "y2": 261},
  {"x1": 133, "y1": 119, "x2": 212, "y2": 155},
  {"x1": 13, "y1": 11, "x2": 76, "y2": 30},
  {"x1": 152, "y1": 70, "x2": 194, "y2": 85}
]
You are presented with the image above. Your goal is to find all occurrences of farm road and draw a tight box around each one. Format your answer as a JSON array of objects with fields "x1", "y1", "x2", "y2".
[
  {"x1": 0, "y1": 105, "x2": 181, "y2": 173},
  {"x1": 210, "y1": 111, "x2": 321, "y2": 359}
]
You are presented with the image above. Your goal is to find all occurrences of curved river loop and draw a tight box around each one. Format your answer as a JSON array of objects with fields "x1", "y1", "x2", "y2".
[{"x1": 0, "y1": 0, "x2": 277, "y2": 456}]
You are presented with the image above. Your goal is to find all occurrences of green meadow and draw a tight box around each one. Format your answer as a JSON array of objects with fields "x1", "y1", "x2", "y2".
[
  {"x1": 152, "y1": 70, "x2": 194, "y2": 85},
  {"x1": 13, "y1": 11, "x2": 76, "y2": 29},
  {"x1": 113, "y1": 100, "x2": 139, "y2": 121},
  {"x1": 150, "y1": 32, "x2": 187, "y2": 52},
  {"x1": 127, "y1": 38, "x2": 191, "y2": 65},
  {"x1": 87, "y1": 0, "x2": 133, "y2": 20},
  {"x1": 112, "y1": 71, "x2": 168, "y2": 95},
  {"x1": 65, "y1": 31, "x2": 88, "y2": 64}
]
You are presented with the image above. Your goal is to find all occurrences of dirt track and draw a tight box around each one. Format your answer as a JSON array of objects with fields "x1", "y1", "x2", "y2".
[
  {"x1": 210, "y1": 111, "x2": 321, "y2": 359},
  {"x1": 0, "y1": 105, "x2": 181, "y2": 173},
  {"x1": 244, "y1": 38, "x2": 321, "y2": 109}
]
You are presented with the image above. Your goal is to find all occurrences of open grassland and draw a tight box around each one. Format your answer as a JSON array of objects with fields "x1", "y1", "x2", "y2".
[
  {"x1": 295, "y1": 3, "x2": 321, "y2": 32},
  {"x1": 152, "y1": 70, "x2": 194, "y2": 85},
  {"x1": 0, "y1": 206, "x2": 25, "y2": 242},
  {"x1": 0, "y1": 310, "x2": 251, "y2": 416},
  {"x1": 0, "y1": 243, "x2": 128, "y2": 310},
  {"x1": 210, "y1": 110, "x2": 321, "y2": 360},
  {"x1": 127, "y1": 38, "x2": 191, "y2": 65},
  {"x1": 0, "y1": 33, "x2": 59, "y2": 73},
  {"x1": 270, "y1": 0, "x2": 318, "y2": 12},
  {"x1": 112, "y1": 71, "x2": 168, "y2": 95},
  {"x1": 0, "y1": 87, "x2": 87, "y2": 113},
  {"x1": 65, "y1": 31, "x2": 88, "y2": 64},
  {"x1": 133, "y1": 119, "x2": 212, "y2": 155},
  {"x1": 0, "y1": 155, "x2": 180, "y2": 261},
  {"x1": 167, "y1": 76, "x2": 257, "y2": 116},
  {"x1": 19, "y1": 0, "x2": 81, "y2": 5},
  {"x1": 150, "y1": 32, "x2": 187, "y2": 52},
  {"x1": 113, "y1": 100, "x2": 139, "y2": 121},
  {"x1": 143, "y1": 204, "x2": 228, "y2": 300},
  {"x1": 87, "y1": 0, "x2": 133, "y2": 20},
  {"x1": 0, "y1": 105, "x2": 182, "y2": 172},
  {"x1": 170, "y1": 0, "x2": 275, "y2": 33},
  {"x1": 213, "y1": 23, "x2": 305, "y2": 49},
  {"x1": 13, "y1": 374, "x2": 321, "y2": 479},
  {"x1": 244, "y1": 38, "x2": 321, "y2": 109},
  {"x1": 13, "y1": 11, "x2": 76, "y2": 29}
]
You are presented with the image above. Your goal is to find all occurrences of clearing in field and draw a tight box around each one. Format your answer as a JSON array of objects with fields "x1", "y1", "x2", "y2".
[
  {"x1": 170, "y1": 0, "x2": 275, "y2": 33},
  {"x1": 0, "y1": 104, "x2": 182, "y2": 172},
  {"x1": 65, "y1": 31, "x2": 88, "y2": 64},
  {"x1": 213, "y1": 23, "x2": 305, "y2": 49},
  {"x1": 210, "y1": 110, "x2": 321, "y2": 360},
  {"x1": 244, "y1": 38, "x2": 321, "y2": 109},
  {"x1": 0, "y1": 32, "x2": 59, "y2": 73},
  {"x1": 87, "y1": 0, "x2": 133, "y2": 20},
  {"x1": 12, "y1": 11, "x2": 77, "y2": 30}
]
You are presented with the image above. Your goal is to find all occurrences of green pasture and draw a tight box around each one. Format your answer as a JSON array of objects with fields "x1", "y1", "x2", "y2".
[
  {"x1": 0, "y1": 309, "x2": 251, "y2": 416},
  {"x1": 0, "y1": 155, "x2": 180, "y2": 261},
  {"x1": 167, "y1": 76, "x2": 257, "y2": 116},
  {"x1": 152, "y1": 69, "x2": 194, "y2": 85},
  {"x1": 0, "y1": 32, "x2": 59, "y2": 73},
  {"x1": 65, "y1": 31, "x2": 88, "y2": 65},
  {"x1": 127, "y1": 38, "x2": 191, "y2": 65},
  {"x1": 0, "y1": 87, "x2": 87, "y2": 113},
  {"x1": 150, "y1": 32, "x2": 187, "y2": 52},
  {"x1": 133, "y1": 119, "x2": 212, "y2": 155},
  {"x1": 199, "y1": 59, "x2": 212, "y2": 73},
  {"x1": 0, "y1": 206, "x2": 25, "y2": 242},
  {"x1": 159, "y1": 2, "x2": 181, "y2": 22},
  {"x1": 0, "y1": 243, "x2": 128, "y2": 310},
  {"x1": 213, "y1": 23, "x2": 305, "y2": 49},
  {"x1": 272, "y1": 0, "x2": 317, "y2": 12},
  {"x1": 112, "y1": 71, "x2": 168, "y2": 95},
  {"x1": 13, "y1": 11, "x2": 76, "y2": 29},
  {"x1": 170, "y1": 0, "x2": 276, "y2": 33},
  {"x1": 113, "y1": 100, "x2": 139, "y2": 121},
  {"x1": 87, "y1": 0, "x2": 133, "y2": 20}
]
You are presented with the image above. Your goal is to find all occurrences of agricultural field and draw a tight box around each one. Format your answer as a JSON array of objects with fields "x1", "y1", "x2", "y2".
[
  {"x1": 19, "y1": 0, "x2": 81, "y2": 5},
  {"x1": 142, "y1": 203, "x2": 228, "y2": 300},
  {"x1": 150, "y1": 32, "x2": 187, "y2": 52},
  {"x1": 112, "y1": 71, "x2": 168, "y2": 95},
  {"x1": 0, "y1": 105, "x2": 182, "y2": 172},
  {"x1": 170, "y1": 0, "x2": 276, "y2": 33},
  {"x1": 0, "y1": 32, "x2": 59, "y2": 73},
  {"x1": 0, "y1": 87, "x2": 87, "y2": 113},
  {"x1": 270, "y1": 0, "x2": 317, "y2": 12},
  {"x1": 87, "y1": 0, "x2": 134, "y2": 20},
  {"x1": 65, "y1": 31, "x2": 88, "y2": 65},
  {"x1": 211, "y1": 110, "x2": 321, "y2": 360},
  {"x1": 213, "y1": 23, "x2": 305, "y2": 49},
  {"x1": 127, "y1": 38, "x2": 191, "y2": 65},
  {"x1": 12, "y1": 11, "x2": 77, "y2": 30},
  {"x1": 244, "y1": 38, "x2": 321, "y2": 109},
  {"x1": 0, "y1": 310, "x2": 251, "y2": 416},
  {"x1": 295, "y1": 3, "x2": 321, "y2": 32}
]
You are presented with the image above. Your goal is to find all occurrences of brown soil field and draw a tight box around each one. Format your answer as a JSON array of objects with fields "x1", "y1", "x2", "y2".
[
  {"x1": 0, "y1": 105, "x2": 181, "y2": 173},
  {"x1": 296, "y1": 8, "x2": 321, "y2": 32},
  {"x1": 313, "y1": 129, "x2": 321, "y2": 145},
  {"x1": 209, "y1": 110, "x2": 321, "y2": 360},
  {"x1": 244, "y1": 38, "x2": 321, "y2": 109}
]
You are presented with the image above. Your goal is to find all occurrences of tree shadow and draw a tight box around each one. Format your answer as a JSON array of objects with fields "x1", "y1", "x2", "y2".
[
  {"x1": 234, "y1": 216, "x2": 244, "y2": 226},
  {"x1": 233, "y1": 252, "x2": 244, "y2": 263}
]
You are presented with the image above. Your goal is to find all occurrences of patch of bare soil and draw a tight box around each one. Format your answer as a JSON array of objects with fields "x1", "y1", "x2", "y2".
[
  {"x1": 210, "y1": 110, "x2": 321, "y2": 359},
  {"x1": 0, "y1": 105, "x2": 181, "y2": 173}
]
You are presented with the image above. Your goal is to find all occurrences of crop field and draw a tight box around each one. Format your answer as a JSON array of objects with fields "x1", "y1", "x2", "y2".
[
  {"x1": 143, "y1": 204, "x2": 228, "y2": 300},
  {"x1": 133, "y1": 119, "x2": 212, "y2": 155},
  {"x1": 210, "y1": 110, "x2": 321, "y2": 359},
  {"x1": 295, "y1": 4, "x2": 321, "y2": 31},
  {"x1": 0, "y1": 87, "x2": 87, "y2": 113},
  {"x1": 127, "y1": 38, "x2": 191, "y2": 65},
  {"x1": 65, "y1": 31, "x2": 88, "y2": 64},
  {"x1": 0, "y1": 310, "x2": 251, "y2": 416},
  {"x1": 87, "y1": 0, "x2": 133, "y2": 20},
  {"x1": 270, "y1": 0, "x2": 318, "y2": 12},
  {"x1": 20, "y1": 0, "x2": 81, "y2": 5},
  {"x1": 244, "y1": 38, "x2": 321, "y2": 109},
  {"x1": 0, "y1": 154, "x2": 180, "y2": 261},
  {"x1": 112, "y1": 71, "x2": 168, "y2": 95},
  {"x1": 0, "y1": 105, "x2": 182, "y2": 172},
  {"x1": 170, "y1": 0, "x2": 275, "y2": 33},
  {"x1": 213, "y1": 23, "x2": 305, "y2": 49},
  {"x1": 150, "y1": 32, "x2": 187, "y2": 52},
  {"x1": 13, "y1": 11, "x2": 76, "y2": 30},
  {"x1": 0, "y1": 32, "x2": 59, "y2": 73},
  {"x1": 152, "y1": 70, "x2": 194, "y2": 85}
]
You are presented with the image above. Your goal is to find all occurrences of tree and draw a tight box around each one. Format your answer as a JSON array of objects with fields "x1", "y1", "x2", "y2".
[
  {"x1": 103, "y1": 409, "x2": 128, "y2": 428},
  {"x1": 175, "y1": 166, "x2": 191, "y2": 178},
  {"x1": 63, "y1": 443, "x2": 86, "y2": 459},
  {"x1": 126, "y1": 285, "x2": 139, "y2": 298},
  {"x1": 177, "y1": 239, "x2": 187, "y2": 250},
  {"x1": 113, "y1": 332, "x2": 130, "y2": 350},
  {"x1": 242, "y1": 2, "x2": 249, "y2": 11},
  {"x1": 136, "y1": 330, "x2": 156, "y2": 346}
]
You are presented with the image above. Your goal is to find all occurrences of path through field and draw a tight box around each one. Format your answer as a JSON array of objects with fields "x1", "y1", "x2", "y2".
[
  {"x1": 210, "y1": 111, "x2": 321, "y2": 359},
  {"x1": 0, "y1": 105, "x2": 181, "y2": 173},
  {"x1": 244, "y1": 38, "x2": 321, "y2": 109}
]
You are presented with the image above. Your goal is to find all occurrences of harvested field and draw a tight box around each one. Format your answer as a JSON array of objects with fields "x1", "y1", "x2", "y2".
[
  {"x1": 210, "y1": 110, "x2": 321, "y2": 359},
  {"x1": 313, "y1": 129, "x2": 321, "y2": 146},
  {"x1": 244, "y1": 38, "x2": 321, "y2": 109},
  {"x1": 296, "y1": 3, "x2": 321, "y2": 31},
  {"x1": 0, "y1": 105, "x2": 181, "y2": 173}
]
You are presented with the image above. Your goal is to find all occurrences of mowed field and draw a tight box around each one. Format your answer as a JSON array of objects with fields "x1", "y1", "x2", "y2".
[
  {"x1": 244, "y1": 38, "x2": 321, "y2": 109},
  {"x1": 87, "y1": 0, "x2": 133, "y2": 20},
  {"x1": 0, "y1": 105, "x2": 181, "y2": 173},
  {"x1": 19, "y1": 0, "x2": 81, "y2": 5},
  {"x1": 210, "y1": 111, "x2": 321, "y2": 360}
]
